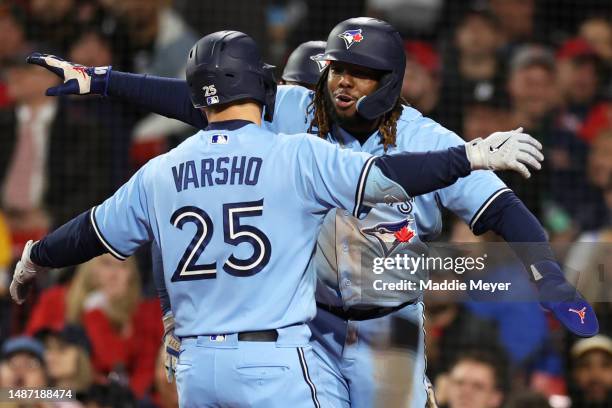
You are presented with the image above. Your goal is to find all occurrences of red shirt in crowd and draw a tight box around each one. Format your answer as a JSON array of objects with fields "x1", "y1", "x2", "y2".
[{"x1": 24, "y1": 285, "x2": 163, "y2": 398}]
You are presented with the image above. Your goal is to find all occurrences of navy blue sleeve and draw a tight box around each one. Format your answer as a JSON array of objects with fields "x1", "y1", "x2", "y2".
[
  {"x1": 473, "y1": 190, "x2": 555, "y2": 266},
  {"x1": 30, "y1": 210, "x2": 108, "y2": 268},
  {"x1": 151, "y1": 242, "x2": 171, "y2": 315},
  {"x1": 374, "y1": 145, "x2": 472, "y2": 197},
  {"x1": 108, "y1": 71, "x2": 207, "y2": 129}
]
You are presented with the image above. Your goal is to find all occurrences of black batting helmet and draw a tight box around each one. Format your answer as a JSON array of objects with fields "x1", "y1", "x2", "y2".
[
  {"x1": 281, "y1": 41, "x2": 327, "y2": 87},
  {"x1": 314, "y1": 17, "x2": 405, "y2": 120},
  {"x1": 186, "y1": 31, "x2": 277, "y2": 121}
]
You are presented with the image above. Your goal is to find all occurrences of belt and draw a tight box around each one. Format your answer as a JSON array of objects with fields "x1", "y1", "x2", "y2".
[
  {"x1": 238, "y1": 329, "x2": 278, "y2": 342},
  {"x1": 182, "y1": 329, "x2": 279, "y2": 342},
  {"x1": 316, "y1": 301, "x2": 413, "y2": 321}
]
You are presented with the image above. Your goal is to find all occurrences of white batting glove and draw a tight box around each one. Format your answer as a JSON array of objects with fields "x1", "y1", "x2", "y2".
[
  {"x1": 465, "y1": 127, "x2": 544, "y2": 178},
  {"x1": 163, "y1": 311, "x2": 181, "y2": 383},
  {"x1": 10, "y1": 240, "x2": 48, "y2": 305}
]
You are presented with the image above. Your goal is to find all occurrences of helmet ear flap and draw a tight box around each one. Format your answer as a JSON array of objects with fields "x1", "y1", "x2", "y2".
[
  {"x1": 355, "y1": 72, "x2": 400, "y2": 120},
  {"x1": 262, "y1": 65, "x2": 277, "y2": 122}
]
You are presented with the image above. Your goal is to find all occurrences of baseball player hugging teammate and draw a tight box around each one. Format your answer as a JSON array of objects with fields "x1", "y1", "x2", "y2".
[{"x1": 17, "y1": 16, "x2": 596, "y2": 408}]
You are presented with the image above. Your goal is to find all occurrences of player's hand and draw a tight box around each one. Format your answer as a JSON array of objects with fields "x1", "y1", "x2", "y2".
[
  {"x1": 9, "y1": 240, "x2": 48, "y2": 305},
  {"x1": 465, "y1": 127, "x2": 544, "y2": 178},
  {"x1": 26, "y1": 53, "x2": 111, "y2": 96},
  {"x1": 162, "y1": 311, "x2": 181, "y2": 383},
  {"x1": 531, "y1": 260, "x2": 599, "y2": 337}
]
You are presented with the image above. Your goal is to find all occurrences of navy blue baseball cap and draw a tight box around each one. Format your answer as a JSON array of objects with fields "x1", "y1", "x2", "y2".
[
  {"x1": 1, "y1": 336, "x2": 45, "y2": 363},
  {"x1": 35, "y1": 324, "x2": 92, "y2": 356}
]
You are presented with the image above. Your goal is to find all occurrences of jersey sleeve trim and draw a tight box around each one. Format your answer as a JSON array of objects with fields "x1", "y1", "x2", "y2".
[
  {"x1": 469, "y1": 187, "x2": 512, "y2": 230},
  {"x1": 353, "y1": 156, "x2": 377, "y2": 217},
  {"x1": 90, "y1": 206, "x2": 129, "y2": 260}
]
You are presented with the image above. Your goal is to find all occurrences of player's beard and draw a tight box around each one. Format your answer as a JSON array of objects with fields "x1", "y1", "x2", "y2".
[{"x1": 324, "y1": 85, "x2": 379, "y2": 135}]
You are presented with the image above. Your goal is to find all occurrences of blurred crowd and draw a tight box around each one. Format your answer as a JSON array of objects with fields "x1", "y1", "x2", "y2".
[{"x1": 0, "y1": 0, "x2": 610, "y2": 407}]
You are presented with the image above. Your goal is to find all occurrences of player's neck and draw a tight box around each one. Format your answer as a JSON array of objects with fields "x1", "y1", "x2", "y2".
[{"x1": 203, "y1": 102, "x2": 262, "y2": 126}]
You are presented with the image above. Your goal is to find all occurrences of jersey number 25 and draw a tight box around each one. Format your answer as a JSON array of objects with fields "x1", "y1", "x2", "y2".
[{"x1": 170, "y1": 199, "x2": 272, "y2": 281}]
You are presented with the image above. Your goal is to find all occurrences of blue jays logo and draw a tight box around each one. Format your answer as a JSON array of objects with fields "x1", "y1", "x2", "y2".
[
  {"x1": 362, "y1": 218, "x2": 416, "y2": 256},
  {"x1": 338, "y1": 29, "x2": 364, "y2": 49},
  {"x1": 310, "y1": 54, "x2": 329, "y2": 72}
]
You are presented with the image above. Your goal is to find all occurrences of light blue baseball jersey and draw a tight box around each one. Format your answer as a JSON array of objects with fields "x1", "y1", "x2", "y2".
[
  {"x1": 91, "y1": 122, "x2": 378, "y2": 337},
  {"x1": 268, "y1": 85, "x2": 509, "y2": 308},
  {"x1": 267, "y1": 85, "x2": 509, "y2": 408}
]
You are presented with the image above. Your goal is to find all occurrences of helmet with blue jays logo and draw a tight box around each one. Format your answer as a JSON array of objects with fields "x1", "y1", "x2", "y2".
[
  {"x1": 314, "y1": 17, "x2": 405, "y2": 120},
  {"x1": 186, "y1": 31, "x2": 277, "y2": 121},
  {"x1": 281, "y1": 41, "x2": 327, "y2": 88}
]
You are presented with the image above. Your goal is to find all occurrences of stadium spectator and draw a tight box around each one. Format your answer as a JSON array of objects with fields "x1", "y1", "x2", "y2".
[
  {"x1": 76, "y1": 255, "x2": 163, "y2": 398},
  {"x1": 109, "y1": 0, "x2": 196, "y2": 78},
  {"x1": 0, "y1": 336, "x2": 47, "y2": 388},
  {"x1": 38, "y1": 324, "x2": 94, "y2": 394},
  {"x1": 545, "y1": 39, "x2": 603, "y2": 232},
  {"x1": 423, "y1": 272, "x2": 503, "y2": 384},
  {"x1": 448, "y1": 219, "x2": 560, "y2": 385},
  {"x1": 557, "y1": 38, "x2": 601, "y2": 109},
  {"x1": 0, "y1": 4, "x2": 29, "y2": 108},
  {"x1": 579, "y1": 16, "x2": 612, "y2": 64},
  {"x1": 461, "y1": 84, "x2": 509, "y2": 142},
  {"x1": 1, "y1": 53, "x2": 116, "y2": 249},
  {"x1": 587, "y1": 128, "x2": 612, "y2": 192},
  {"x1": 67, "y1": 23, "x2": 133, "y2": 190},
  {"x1": 26, "y1": 0, "x2": 77, "y2": 53},
  {"x1": 26, "y1": 254, "x2": 162, "y2": 398},
  {"x1": 0, "y1": 54, "x2": 59, "y2": 252},
  {"x1": 503, "y1": 45, "x2": 559, "y2": 219},
  {"x1": 507, "y1": 45, "x2": 559, "y2": 131},
  {"x1": 489, "y1": 0, "x2": 536, "y2": 48},
  {"x1": 438, "y1": 7, "x2": 505, "y2": 133},
  {"x1": 569, "y1": 335, "x2": 612, "y2": 407},
  {"x1": 109, "y1": 0, "x2": 197, "y2": 171},
  {"x1": 0, "y1": 336, "x2": 84, "y2": 407},
  {"x1": 437, "y1": 351, "x2": 506, "y2": 408},
  {"x1": 401, "y1": 41, "x2": 441, "y2": 119}
]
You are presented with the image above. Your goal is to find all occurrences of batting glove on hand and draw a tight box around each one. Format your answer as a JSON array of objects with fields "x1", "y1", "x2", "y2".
[
  {"x1": 26, "y1": 53, "x2": 111, "y2": 96},
  {"x1": 531, "y1": 260, "x2": 599, "y2": 337},
  {"x1": 162, "y1": 312, "x2": 181, "y2": 383},
  {"x1": 465, "y1": 127, "x2": 544, "y2": 179},
  {"x1": 10, "y1": 240, "x2": 48, "y2": 305}
]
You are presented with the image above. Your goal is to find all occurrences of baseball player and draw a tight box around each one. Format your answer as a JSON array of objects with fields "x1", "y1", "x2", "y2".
[
  {"x1": 12, "y1": 30, "x2": 541, "y2": 408},
  {"x1": 25, "y1": 17, "x2": 595, "y2": 408},
  {"x1": 280, "y1": 41, "x2": 327, "y2": 89}
]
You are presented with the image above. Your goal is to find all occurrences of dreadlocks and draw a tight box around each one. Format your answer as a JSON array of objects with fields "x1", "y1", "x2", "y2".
[{"x1": 308, "y1": 68, "x2": 404, "y2": 151}]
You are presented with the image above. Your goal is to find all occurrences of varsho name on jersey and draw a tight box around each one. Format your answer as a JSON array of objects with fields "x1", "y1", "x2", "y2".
[{"x1": 172, "y1": 156, "x2": 263, "y2": 192}]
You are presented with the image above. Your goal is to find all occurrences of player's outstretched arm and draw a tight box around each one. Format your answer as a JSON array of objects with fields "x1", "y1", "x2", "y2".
[
  {"x1": 302, "y1": 128, "x2": 543, "y2": 218},
  {"x1": 26, "y1": 53, "x2": 207, "y2": 129},
  {"x1": 472, "y1": 192, "x2": 599, "y2": 337},
  {"x1": 10, "y1": 164, "x2": 153, "y2": 305},
  {"x1": 373, "y1": 128, "x2": 543, "y2": 198},
  {"x1": 10, "y1": 210, "x2": 107, "y2": 304}
]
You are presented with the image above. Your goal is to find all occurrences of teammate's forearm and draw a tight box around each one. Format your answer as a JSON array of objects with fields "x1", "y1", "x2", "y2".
[
  {"x1": 108, "y1": 71, "x2": 207, "y2": 129},
  {"x1": 374, "y1": 145, "x2": 471, "y2": 197},
  {"x1": 473, "y1": 191, "x2": 553, "y2": 261},
  {"x1": 472, "y1": 191, "x2": 563, "y2": 281},
  {"x1": 30, "y1": 210, "x2": 107, "y2": 268}
]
